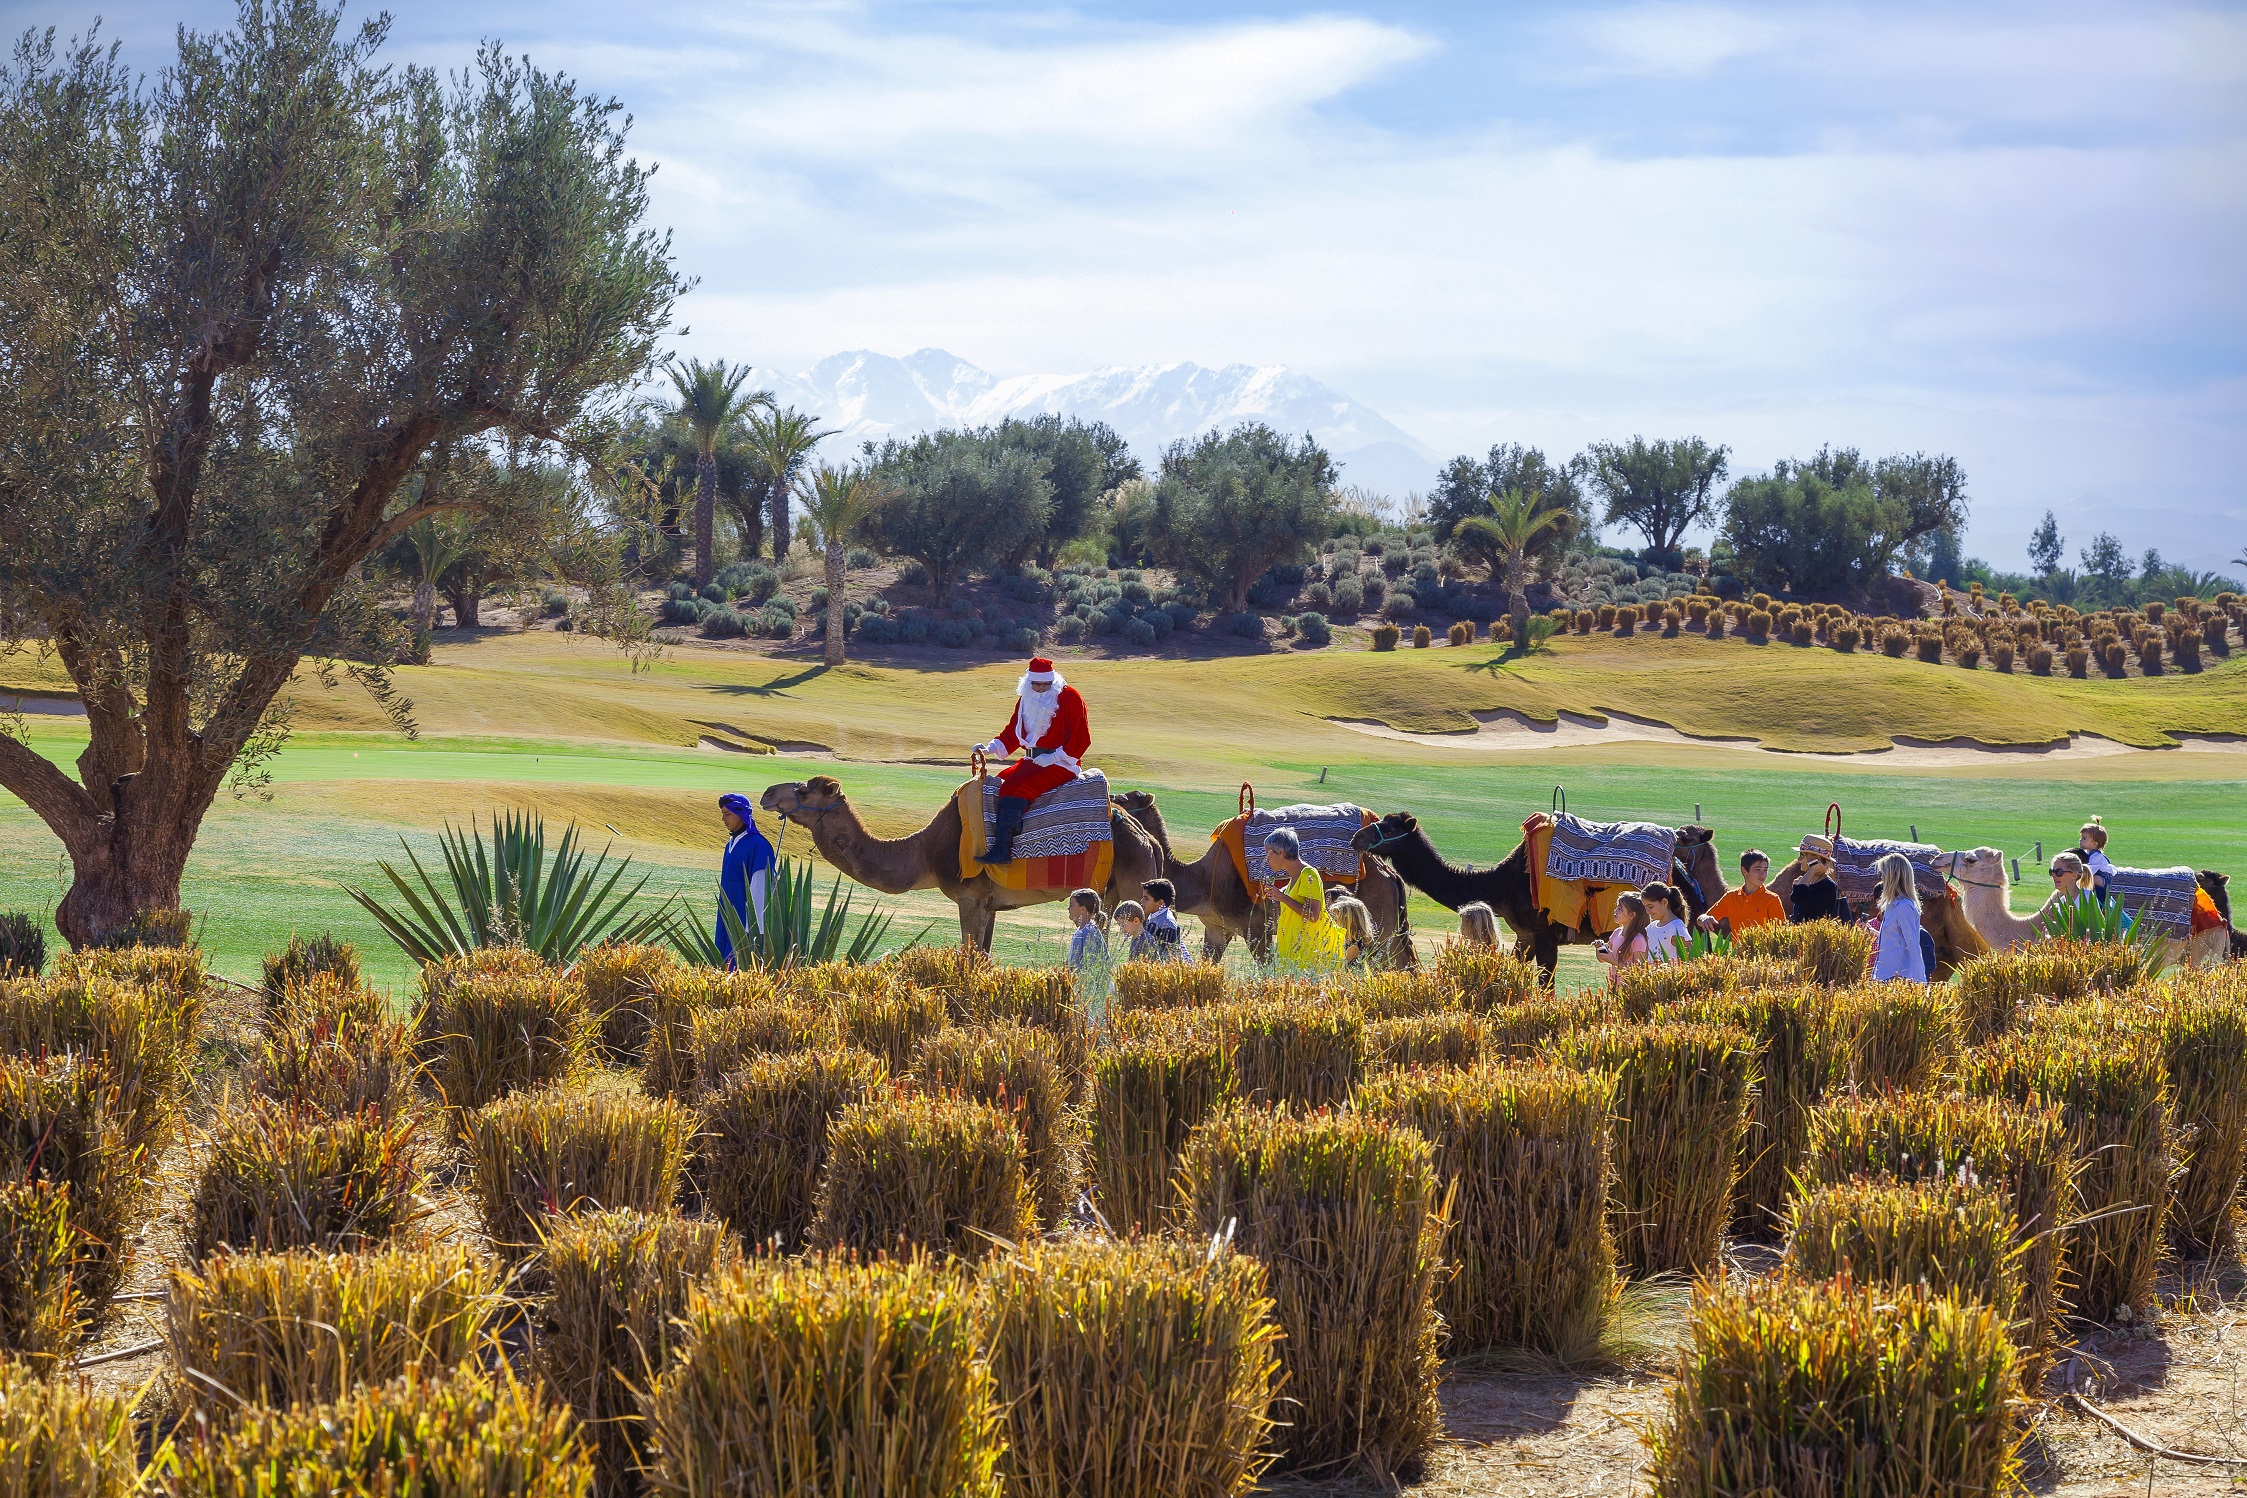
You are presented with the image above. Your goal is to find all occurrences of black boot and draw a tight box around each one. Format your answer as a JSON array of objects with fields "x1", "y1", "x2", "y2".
[{"x1": 980, "y1": 797, "x2": 1027, "y2": 865}]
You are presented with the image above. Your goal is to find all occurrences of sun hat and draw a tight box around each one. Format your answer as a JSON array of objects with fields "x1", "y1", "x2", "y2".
[{"x1": 1795, "y1": 834, "x2": 1834, "y2": 859}]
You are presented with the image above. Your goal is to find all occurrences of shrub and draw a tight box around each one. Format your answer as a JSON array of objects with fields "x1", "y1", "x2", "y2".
[
  {"x1": 1087, "y1": 1033, "x2": 1235, "y2": 1234},
  {"x1": 1294, "y1": 611, "x2": 1331, "y2": 647},
  {"x1": 418, "y1": 967, "x2": 591, "y2": 1121},
  {"x1": 1481, "y1": 992, "x2": 1616, "y2": 1056},
  {"x1": 1433, "y1": 945, "x2": 1540, "y2": 1012},
  {"x1": 1785, "y1": 1178, "x2": 2022, "y2": 1328},
  {"x1": 1178, "y1": 1106, "x2": 1444, "y2": 1478},
  {"x1": 688, "y1": 999, "x2": 835, "y2": 1090},
  {"x1": 1830, "y1": 622, "x2": 1856, "y2": 651},
  {"x1": 189, "y1": 1098, "x2": 420, "y2": 1261},
  {"x1": 917, "y1": 1023, "x2": 1079, "y2": 1229},
  {"x1": 1410, "y1": 624, "x2": 1432, "y2": 647},
  {"x1": 935, "y1": 619, "x2": 973, "y2": 648},
  {"x1": 958, "y1": 966, "x2": 1091, "y2": 1099},
  {"x1": 464, "y1": 1084, "x2": 692, "y2": 1255},
  {"x1": 638, "y1": 967, "x2": 781, "y2": 1098},
  {"x1": 1381, "y1": 593, "x2": 1417, "y2": 622},
  {"x1": 1223, "y1": 998, "x2": 1364, "y2": 1109},
  {"x1": 1446, "y1": 620, "x2": 1474, "y2": 646},
  {"x1": 697, "y1": 1049, "x2": 887, "y2": 1251},
  {"x1": 1951, "y1": 940, "x2": 2149, "y2": 1042},
  {"x1": 1803, "y1": 1091, "x2": 2074, "y2": 1377},
  {"x1": 1665, "y1": 991, "x2": 1846, "y2": 1238},
  {"x1": 254, "y1": 932, "x2": 356, "y2": 1005},
  {"x1": 0, "y1": 1056, "x2": 143, "y2": 1331},
  {"x1": 82, "y1": 908, "x2": 195, "y2": 951},
  {"x1": 2154, "y1": 976, "x2": 2247, "y2": 1256},
  {"x1": 1913, "y1": 632, "x2": 1943, "y2": 663},
  {"x1": 810, "y1": 1093, "x2": 1037, "y2": 1260},
  {"x1": 644, "y1": 1256, "x2": 1002, "y2": 1498},
  {"x1": 247, "y1": 982, "x2": 417, "y2": 1123},
  {"x1": 2029, "y1": 643, "x2": 2054, "y2": 675},
  {"x1": 1555, "y1": 1023, "x2": 1756, "y2": 1276},
  {"x1": 1957, "y1": 642, "x2": 1982, "y2": 669},
  {"x1": 1643, "y1": 1276, "x2": 2017, "y2": 1497},
  {"x1": 0, "y1": 969, "x2": 200, "y2": 1159},
  {"x1": 539, "y1": 1209, "x2": 740, "y2": 1496},
  {"x1": 0, "y1": 1180, "x2": 82, "y2": 1370},
  {"x1": 1835, "y1": 981, "x2": 1959, "y2": 1093},
  {"x1": 1368, "y1": 622, "x2": 1400, "y2": 650},
  {"x1": 165, "y1": 1241, "x2": 500, "y2": 1420},
  {"x1": 0, "y1": 912, "x2": 43, "y2": 978},
  {"x1": 1365, "y1": 1012, "x2": 1484, "y2": 1071},
  {"x1": 572, "y1": 941, "x2": 675, "y2": 1062},
  {"x1": 2140, "y1": 634, "x2": 2165, "y2": 673},
  {"x1": 173, "y1": 1365, "x2": 589, "y2": 1498},
  {"x1": 2065, "y1": 643, "x2": 2089, "y2": 676},
  {"x1": 1731, "y1": 919, "x2": 1871, "y2": 985},
  {"x1": 2172, "y1": 627, "x2": 2202, "y2": 670},
  {"x1": 0, "y1": 1359, "x2": 138, "y2": 1495},
  {"x1": 831, "y1": 980, "x2": 947, "y2": 1074},
  {"x1": 981, "y1": 1236, "x2": 1282, "y2": 1498},
  {"x1": 1227, "y1": 611, "x2": 1264, "y2": 639},
  {"x1": 1605, "y1": 955, "x2": 1792, "y2": 1021},
  {"x1": 1358, "y1": 1062, "x2": 1614, "y2": 1360},
  {"x1": 1111, "y1": 961, "x2": 1227, "y2": 1012},
  {"x1": 1685, "y1": 598, "x2": 1710, "y2": 626}
]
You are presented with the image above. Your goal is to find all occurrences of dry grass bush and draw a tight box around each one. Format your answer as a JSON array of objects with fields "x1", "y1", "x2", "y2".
[
  {"x1": 1730, "y1": 920, "x2": 1872, "y2": 985},
  {"x1": 1432, "y1": 944, "x2": 1541, "y2": 1012},
  {"x1": 247, "y1": 980, "x2": 416, "y2": 1124},
  {"x1": 0, "y1": 1055, "x2": 144, "y2": 1337},
  {"x1": 890, "y1": 944, "x2": 991, "y2": 1014},
  {"x1": 958, "y1": 966, "x2": 1091, "y2": 1103},
  {"x1": 1370, "y1": 622, "x2": 1402, "y2": 650},
  {"x1": 686, "y1": 999, "x2": 835, "y2": 1092},
  {"x1": 1111, "y1": 961, "x2": 1229, "y2": 1012},
  {"x1": 172, "y1": 1364, "x2": 590, "y2": 1498},
  {"x1": 1556, "y1": 1023, "x2": 1756, "y2": 1276},
  {"x1": 1643, "y1": 1276, "x2": 2018, "y2": 1498},
  {"x1": 1785, "y1": 1178, "x2": 2023, "y2": 1333},
  {"x1": 419, "y1": 967, "x2": 592, "y2": 1121},
  {"x1": 189, "y1": 1097, "x2": 421, "y2": 1260},
  {"x1": 831, "y1": 978, "x2": 948, "y2": 1073},
  {"x1": 539, "y1": 1209, "x2": 741, "y2": 1497},
  {"x1": 1357, "y1": 1061, "x2": 1615, "y2": 1361},
  {"x1": 464, "y1": 1084, "x2": 691, "y2": 1256},
  {"x1": 1177, "y1": 1105, "x2": 1445, "y2": 1478},
  {"x1": 1365, "y1": 1012, "x2": 1485, "y2": 1071},
  {"x1": 1335, "y1": 970, "x2": 1456, "y2": 1019},
  {"x1": 1606, "y1": 957, "x2": 1790, "y2": 1021},
  {"x1": 0, "y1": 969, "x2": 201, "y2": 1158},
  {"x1": 165, "y1": 1241, "x2": 500, "y2": 1419},
  {"x1": 1963, "y1": 1024, "x2": 2171, "y2": 1323},
  {"x1": 572, "y1": 941, "x2": 676, "y2": 1063},
  {"x1": 1222, "y1": 998, "x2": 1364, "y2": 1109},
  {"x1": 1953, "y1": 940, "x2": 2155, "y2": 1042},
  {"x1": 916, "y1": 1022, "x2": 1080, "y2": 1229},
  {"x1": 645, "y1": 1254, "x2": 1002, "y2": 1498},
  {"x1": 698, "y1": 1048, "x2": 888, "y2": 1250},
  {"x1": 260, "y1": 933, "x2": 362, "y2": 1004},
  {"x1": 810, "y1": 1093, "x2": 1036, "y2": 1260},
  {"x1": 1834, "y1": 981, "x2": 1959, "y2": 1093},
  {"x1": 1664, "y1": 989, "x2": 1848, "y2": 1239},
  {"x1": 1447, "y1": 619, "x2": 1474, "y2": 646},
  {"x1": 1088, "y1": 1032, "x2": 1236, "y2": 1233},
  {"x1": 638, "y1": 967, "x2": 781, "y2": 1098},
  {"x1": 57, "y1": 942, "x2": 208, "y2": 1005},
  {"x1": 1411, "y1": 624, "x2": 1433, "y2": 648},
  {"x1": 1481, "y1": 992, "x2": 1617, "y2": 1057},
  {"x1": 1803, "y1": 1091, "x2": 2075, "y2": 1377},
  {"x1": 981, "y1": 1236, "x2": 1281, "y2": 1498},
  {"x1": 0, "y1": 1359, "x2": 139, "y2": 1497},
  {"x1": 2150, "y1": 972, "x2": 2247, "y2": 1256},
  {"x1": 414, "y1": 944, "x2": 548, "y2": 1005},
  {"x1": 0, "y1": 1181, "x2": 83, "y2": 1370}
]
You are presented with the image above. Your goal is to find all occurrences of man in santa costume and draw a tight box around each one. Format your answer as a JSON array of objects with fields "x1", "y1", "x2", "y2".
[{"x1": 974, "y1": 656, "x2": 1091, "y2": 865}]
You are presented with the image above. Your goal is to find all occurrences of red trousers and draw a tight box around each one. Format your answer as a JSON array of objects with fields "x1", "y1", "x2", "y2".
[{"x1": 997, "y1": 760, "x2": 1074, "y2": 801}]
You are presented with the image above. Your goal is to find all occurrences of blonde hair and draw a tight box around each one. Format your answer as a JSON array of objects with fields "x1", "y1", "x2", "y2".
[
  {"x1": 1457, "y1": 902, "x2": 1499, "y2": 947},
  {"x1": 1070, "y1": 887, "x2": 1107, "y2": 931},
  {"x1": 1875, "y1": 853, "x2": 1919, "y2": 912},
  {"x1": 2079, "y1": 817, "x2": 2107, "y2": 848},
  {"x1": 1114, "y1": 900, "x2": 1145, "y2": 924},
  {"x1": 1330, "y1": 895, "x2": 1375, "y2": 947}
]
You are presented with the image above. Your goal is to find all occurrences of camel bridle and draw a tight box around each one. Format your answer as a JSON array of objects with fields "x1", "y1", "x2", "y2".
[
  {"x1": 1940, "y1": 850, "x2": 2009, "y2": 892},
  {"x1": 1357, "y1": 820, "x2": 1413, "y2": 856}
]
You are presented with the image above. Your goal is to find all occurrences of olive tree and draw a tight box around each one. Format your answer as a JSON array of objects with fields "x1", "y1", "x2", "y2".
[
  {"x1": 0, "y1": 5, "x2": 679, "y2": 947},
  {"x1": 1151, "y1": 424, "x2": 1336, "y2": 610}
]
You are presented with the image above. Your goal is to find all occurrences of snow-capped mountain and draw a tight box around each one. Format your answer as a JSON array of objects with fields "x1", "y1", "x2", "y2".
[{"x1": 759, "y1": 350, "x2": 1440, "y2": 497}]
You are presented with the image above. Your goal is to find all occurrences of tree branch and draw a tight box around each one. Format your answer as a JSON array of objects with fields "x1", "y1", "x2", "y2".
[{"x1": 0, "y1": 732, "x2": 100, "y2": 854}]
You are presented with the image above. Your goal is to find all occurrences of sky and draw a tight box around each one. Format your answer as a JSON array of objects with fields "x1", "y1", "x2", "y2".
[{"x1": 7, "y1": 0, "x2": 2245, "y2": 570}]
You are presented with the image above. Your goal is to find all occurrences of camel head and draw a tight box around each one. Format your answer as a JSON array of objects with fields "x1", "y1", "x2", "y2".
[
  {"x1": 762, "y1": 775, "x2": 845, "y2": 828},
  {"x1": 1673, "y1": 825, "x2": 1724, "y2": 908},
  {"x1": 1112, "y1": 789, "x2": 1157, "y2": 815},
  {"x1": 1949, "y1": 847, "x2": 2010, "y2": 895},
  {"x1": 2197, "y1": 869, "x2": 2231, "y2": 924},
  {"x1": 1353, "y1": 811, "x2": 1419, "y2": 854}
]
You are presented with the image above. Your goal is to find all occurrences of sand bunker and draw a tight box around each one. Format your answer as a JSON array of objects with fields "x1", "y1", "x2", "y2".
[{"x1": 1329, "y1": 709, "x2": 2247, "y2": 767}]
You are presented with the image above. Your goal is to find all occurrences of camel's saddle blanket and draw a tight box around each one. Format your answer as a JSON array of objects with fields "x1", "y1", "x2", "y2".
[
  {"x1": 2108, "y1": 865, "x2": 2200, "y2": 939},
  {"x1": 955, "y1": 771, "x2": 1114, "y2": 893},
  {"x1": 1217, "y1": 803, "x2": 1374, "y2": 888},
  {"x1": 1831, "y1": 836, "x2": 1948, "y2": 907},
  {"x1": 1522, "y1": 813, "x2": 1640, "y2": 937},
  {"x1": 1543, "y1": 812, "x2": 1676, "y2": 889}
]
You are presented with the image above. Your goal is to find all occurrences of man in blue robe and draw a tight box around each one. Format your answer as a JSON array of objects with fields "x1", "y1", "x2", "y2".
[{"x1": 716, "y1": 792, "x2": 777, "y2": 969}]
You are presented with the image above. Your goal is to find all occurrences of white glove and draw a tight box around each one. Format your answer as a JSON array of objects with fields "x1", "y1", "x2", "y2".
[{"x1": 979, "y1": 739, "x2": 1007, "y2": 757}]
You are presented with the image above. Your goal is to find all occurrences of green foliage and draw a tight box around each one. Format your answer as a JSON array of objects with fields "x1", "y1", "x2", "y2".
[
  {"x1": 666, "y1": 855, "x2": 904, "y2": 970},
  {"x1": 866, "y1": 429, "x2": 1052, "y2": 600},
  {"x1": 2034, "y1": 894, "x2": 2173, "y2": 976},
  {"x1": 1429, "y1": 443, "x2": 1588, "y2": 547},
  {"x1": 1580, "y1": 436, "x2": 1730, "y2": 558},
  {"x1": 1151, "y1": 425, "x2": 1337, "y2": 611}
]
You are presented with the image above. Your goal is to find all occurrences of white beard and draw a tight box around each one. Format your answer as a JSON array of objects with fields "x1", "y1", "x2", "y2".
[{"x1": 1015, "y1": 674, "x2": 1065, "y2": 746}]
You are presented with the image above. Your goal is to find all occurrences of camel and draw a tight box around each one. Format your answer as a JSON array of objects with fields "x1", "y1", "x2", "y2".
[
  {"x1": 760, "y1": 775, "x2": 1163, "y2": 951},
  {"x1": 1943, "y1": 847, "x2": 2237, "y2": 967},
  {"x1": 1110, "y1": 790, "x2": 1416, "y2": 969},
  {"x1": 1350, "y1": 811, "x2": 1726, "y2": 983},
  {"x1": 1767, "y1": 857, "x2": 1989, "y2": 979}
]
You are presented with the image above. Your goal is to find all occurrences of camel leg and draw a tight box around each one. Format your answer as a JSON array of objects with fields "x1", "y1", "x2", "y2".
[
  {"x1": 1203, "y1": 924, "x2": 1233, "y2": 964},
  {"x1": 1531, "y1": 930, "x2": 1561, "y2": 989},
  {"x1": 956, "y1": 898, "x2": 996, "y2": 954}
]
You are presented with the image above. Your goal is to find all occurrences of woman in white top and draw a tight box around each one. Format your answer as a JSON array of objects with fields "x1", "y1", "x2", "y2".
[
  {"x1": 1640, "y1": 881, "x2": 1690, "y2": 962},
  {"x1": 1868, "y1": 852, "x2": 1928, "y2": 984}
]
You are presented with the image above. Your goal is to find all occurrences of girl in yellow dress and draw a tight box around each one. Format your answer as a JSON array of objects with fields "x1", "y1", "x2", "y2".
[{"x1": 1263, "y1": 829, "x2": 1345, "y2": 972}]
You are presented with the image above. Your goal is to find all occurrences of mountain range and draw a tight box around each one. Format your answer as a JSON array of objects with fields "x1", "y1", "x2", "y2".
[{"x1": 759, "y1": 349, "x2": 1441, "y2": 497}]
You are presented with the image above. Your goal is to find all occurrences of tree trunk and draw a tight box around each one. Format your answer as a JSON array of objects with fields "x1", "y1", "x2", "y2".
[
  {"x1": 824, "y1": 540, "x2": 847, "y2": 667},
  {"x1": 443, "y1": 575, "x2": 482, "y2": 629},
  {"x1": 740, "y1": 492, "x2": 764, "y2": 561},
  {"x1": 411, "y1": 581, "x2": 436, "y2": 634},
  {"x1": 54, "y1": 817, "x2": 195, "y2": 950},
  {"x1": 694, "y1": 453, "x2": 718, "y2": 587},
  {"x1": 771, "y1": 476, "x2": 791, "y2": 562}
]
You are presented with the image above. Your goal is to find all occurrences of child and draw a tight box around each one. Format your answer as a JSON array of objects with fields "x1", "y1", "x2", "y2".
[
  {"x1": 1263, "y1": 828, "x2": 1344, "y2": 972},
  {"x1": 1640, "y1": 882, "x2": 1690, "y2": 962},
  {"x1": 1066, "y1": 888, "x2": 1108, "y2": 973},
  {"x1": 1698, "y1": 850, "x2": 1785, "y2": 938},
  {"x1": 1140, "y1": 879, "x2": 1185, "y2": 960},
  {"x1": 1457, "y1": 902, "x2": 1500, "y2": 948},
  {"x1": 1331, "y1": 894, "x2": 1376, "y2": 968},
  {"x1": 1788, "y1": 835, "x2": 1848, "y2": 923},
  {"x1": 1869, "y1": 853, "x2": 1928, "y2": 984},
  {"x1": 2077, "y1": 819, "x2": 2115, "y2": 905},
  {"x1": 1115, "y1": 899, "x2": 1159, "y2": 961},
  {"x1": 1595, "y1": 892, "x2": 1651, "y2": 979}
]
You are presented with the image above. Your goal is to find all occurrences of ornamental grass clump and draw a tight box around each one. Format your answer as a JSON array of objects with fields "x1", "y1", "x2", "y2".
[
  {"x1": 1643, "y1": 1276, "x2": 2018, "y2": 1498},
  {"x1": 0, "y1": 1181, "x2": 82, "y2": 1371},
  {"x1": 1481, "y1": 993, "x2": 1618, "y2": 1057},
  {"x1": 916, "y1": 1022, "x2": 1080, "y2": 1229},
  {"x1": 246, "y1": 982, "x2": 417, "y2": 1124},
  {"x1": 260, "y1": 932, "x2": 362, "y2": 1005},
  {"x1": 1785, "y1": 1178, "x2": 2023, "y2": 1331},
  {"x1": 1952, "y1": 941, "x2": 2151, "y2": 1043},
  {"x1": 1556, "y1": 1023, "x2": 1756, "y2": 1276},
  {"x1": 1834, "y1": 981, "x2": 1959, "y2": 1093},
  {"x1": 1802, "y1": 1091, "x2": 2074, "y2": 1377},
  {"x1": 1665, "y1": 989, "x2": 1848, "y2": 1239},
  {"x1": 0, "y1": 969, "x2": 201, "y2": 1159},
  {"x1": 538, "y1": 1209, "x2": 741, "y2": 1497},
  {"x1": 643, "y1": 1255, "x2": 1003, "y2": 1498},
  {"x1": 1731, "y1": 919, "x2": 1872, "y2": 986},
  {"x1": 1607, "y1": 957, "x2": 1785, "y2": 1022},
  {"x1": 891, "y1": 943, "x2": 990, "y2": 1014},
  {"x1": 697, "y1": 1048, "x2": 888, "y2": 1250},
  {"x1": 1111, "y1": 961, "x2": 1229, "y2": 1013},
  {"x1": 165, "y1": 1241, "x2": 500, "y2": 1420},
  {"x1": 1357, "y1": 1061, "x2": 1615, "y2": 1361},
  {"x1": 1365, "y1": 1012, "x2": 1484, "y2": 1071},
  {"x1": 0, "y1": 1055, "x2": 144, "y2": 1337},
  {"x1": 638, "y1": 968, "x2": 781, "y2": 1098},
  {"x1": 2152, "y1": 972, "x2": 2247, "y2": 1255},
  {"x1": 58, "y1": 941, "x2": 208, "y2": 1006},
  {"x1": 832, "y1": 979, "x2": 947, "y2": 1073},
  {"x1": 419, "y1": 967, "x2": 592, "y2": 1121},
  {"x1": 1432, "y1": 944, "x2": 1540, "y2": 1012},
  {"x1": 980, "y1": 1236, "x2": 1282, "y2": 1498},
  {"x1": 464, "y1": 1084, "x2": 692, "y2": 1256},
  {"x1": 1177, "y1": 1105, "x2": 1445, "y2": 1478},
  {"x1": 0, "y1": 1360, "x2": 140, "y2": 1497},
  {"x1": 1088, "y1": 1032, "x2": 1235, "y2": 1233},
  {"x1": 189, "y1": 1097, "x2": 421, "y2": 1261},
  {"x1": 1336, "y1": 971, "x2": 1455, "y2": 1019},
  {"x1": 172, "y1": 1365, "x2": 590, "y2": 1498},
  {"x1": 810, "y1": 1094, "x2": 1036, "y2": 1260},
  {"x1": 686, "y1": 999, "x2": 834, "y2": 1090},
  {"x1": 572, "y1": 940, "x2": 675, "y2": 1062},
  {"x1": 1963, "y1": 1025, "x2": 2171, "y2": 1323},
  {"x1": 1222, "y1": 998, "x2": 1364, "y2": 1109},
  {"x1": 961, "y1": 966, "x2": 1091, "y2": 1101}
]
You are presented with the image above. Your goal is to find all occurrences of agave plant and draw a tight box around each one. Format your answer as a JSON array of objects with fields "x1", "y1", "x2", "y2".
[
  {"x1": 2035, "y1": 896, "x2": 2172, "y2": 976},
  {"x1": 667, "y1": 856, "x2": 917, "y2": 970},
  {"x1": 1683, "y1": 926, "x2": 1732, "y2": 961},
  {"x1": 347, "y1": 811, "x2": 673, "y2": 965}
]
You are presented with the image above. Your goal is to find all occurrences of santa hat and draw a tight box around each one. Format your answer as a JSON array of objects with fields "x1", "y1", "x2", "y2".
[{"x1": 1025, "y1": 657, "x2": 1056, "y2": 682}]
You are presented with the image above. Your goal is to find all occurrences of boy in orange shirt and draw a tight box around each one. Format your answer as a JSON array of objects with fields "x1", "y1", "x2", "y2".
[{"x1": 1698, "y1": 849, "x2": 1785, "y2": 937}]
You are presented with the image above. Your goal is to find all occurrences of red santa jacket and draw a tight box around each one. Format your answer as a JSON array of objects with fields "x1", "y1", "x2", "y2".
[{"x1": 996, "y1": 685, "x2": 1091, "y2": 776}]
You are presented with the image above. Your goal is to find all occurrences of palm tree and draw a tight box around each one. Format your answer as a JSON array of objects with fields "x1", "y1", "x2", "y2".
[
  {"x1": 401, "y1": 515, "x2": 470, "y2": 635},
  {"x1": 666, "y1": 358, "x2": 770, "y2": 587},
  {"x1": 797, "y1": 466, "x2": 899, "y2": 666},
  {"x1": 1452, "y1": 487, "x2": 1566, "y2": 655},
  {"x1": 744, "y1": 407, "x2": 831, "y2": 562}
]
